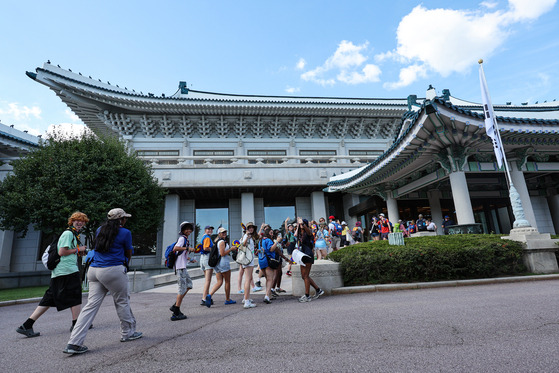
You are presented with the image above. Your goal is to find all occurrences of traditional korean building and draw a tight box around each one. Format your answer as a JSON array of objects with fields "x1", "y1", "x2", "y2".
[
  {"x1": 2, "y1": 61, "x2": 557, "y2": 276},
  {"x1": 327, "y1": 86, "x2": 559, "y2": 235}
]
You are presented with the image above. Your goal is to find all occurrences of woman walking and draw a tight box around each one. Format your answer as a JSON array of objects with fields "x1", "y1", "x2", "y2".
[
  {"x1": 63, "y1": 208, "x2": 142, "y2": 355},
  {"x1": 240, "y1": 222, "x2": 258, "y2": 308},
  {"x1": 206, "y1": 227, "x2": 237, "y2": 307},
  {"x1": 296, "y1": 217, "x2": 324, "y2": 303},
  {"x1": 257, "y1": 226, "x2": 281, "y2": 304}
]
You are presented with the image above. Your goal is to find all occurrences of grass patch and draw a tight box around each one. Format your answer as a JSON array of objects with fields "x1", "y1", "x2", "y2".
[
  {"x1": 0, "y1": 286, "x2": 48, "y2": 302},
  {"x1": 328, "y1": 234, "x2": 528, "y2": 286}
]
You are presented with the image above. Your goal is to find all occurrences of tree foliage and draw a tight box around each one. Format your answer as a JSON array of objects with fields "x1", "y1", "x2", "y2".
[{"x1": 0, "y1": 132, "x2": 166, "y2": 238}]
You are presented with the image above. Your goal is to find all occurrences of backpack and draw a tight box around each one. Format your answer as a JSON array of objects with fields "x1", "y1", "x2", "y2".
[
  {"x1": 208, "y1": 239, "x2": 221, "y2": 267},
  {"x1": 41, "y1": 228, "x2": 79, "y2": 270},
  {"x1": 332, "y1": 222, "x2": 342, "y2": 236},
  {"x1": 164, "y1": 235, "x2": 187, "y2": 269},
  {"x1": 353, "y1": 227, "x2": 362, "y2": 240}
]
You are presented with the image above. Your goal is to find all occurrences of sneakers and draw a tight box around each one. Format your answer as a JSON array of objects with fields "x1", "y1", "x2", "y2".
[
  {"x1": 298, "y1": 295, "x2": 312, "y2": 303},
  {"x1": 120, "y1": 332, "x2": 143, "y2": 342},
  {"x1": 16, "y1": 325, "x2": 40, "y2": 338},
  {"x1": 263, "y1": 297, "x2": 272, "y2": 304},
  {"x1": 201, "y1": 298, "x2": 214, "y2": 306},
  {"x1": 237, "y1": 289, "x2": 244, "y2": 294},
  {"x1": 255, "y1": 281, "x2": 262, "y2": 287},
  {"x1": 224, "y1": 299, "x2": 237, "y2": 305},
  {"x1": 252, "y1": 286, "x2": 262, "y2": 292},
  {"x1": 170, "y1": 313, "x2": 187, "y2": 321},
  {"x1": 286, "y1": 271, "x2": 292, "y2": 276},
  {"x1": 63, "y1": 344, "x2": 88, "y2": 354},
  {"x1": 243, "y1": 300, "x2": 257, "y2": 309},
  {"x1": 312, "y1": 289, "x2": 325, "y2": 299},
  {"x1": 270, "y1": 289, "x2": 278, "y2": 297},
  {"x1": 276, "y1": 288, "x2": 286, "y2": 293},
  {"x1": 205, "y1": 294, "x2": 212, "y2": 308}
]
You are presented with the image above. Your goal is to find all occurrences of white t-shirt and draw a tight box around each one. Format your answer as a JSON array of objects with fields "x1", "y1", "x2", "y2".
[
  {"x1": 427, "y1": 222, "x2": 437, "y2": 231},
  {"x1": 174, "y1": 235, "x2": 190, "y2": 269}
]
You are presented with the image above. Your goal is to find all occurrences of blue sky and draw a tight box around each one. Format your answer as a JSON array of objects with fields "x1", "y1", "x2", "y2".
[{"x1": 1, "y1": 0, "x2": 558, "y2": 136}]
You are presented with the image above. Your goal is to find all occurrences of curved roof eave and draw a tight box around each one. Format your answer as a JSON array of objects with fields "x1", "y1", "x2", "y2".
[{"x1": 327, "y1": 97, "x2": 559, "y2": 192}]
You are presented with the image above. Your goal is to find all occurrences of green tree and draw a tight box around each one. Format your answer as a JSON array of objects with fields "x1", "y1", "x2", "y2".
[{"x1": 0, "y1": 132, "x2": 166, "y2": 249}]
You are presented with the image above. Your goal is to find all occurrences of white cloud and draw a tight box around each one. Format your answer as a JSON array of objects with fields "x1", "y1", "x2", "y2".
[
  {"x1": 384, "y1": 64, "x2": 428, "y2": 90},
  {"x1": 0, "y1": 102, "x2": 42, "y2": 121},
  {"x1": 296, "y1": 58, "x2": 306, "y2": 70},
  {"x1": 380, "y1": 0, "x2": 556, "y2": 88},
  {"x1": 300, "y1": 40, "x2": 381, "y2": 86},
  {"x1": 65, "y1": 109, "x2": 81, "y2": 123},
  {"x1": 285, "y1": 86, "x2": 301, "y2": 94}
]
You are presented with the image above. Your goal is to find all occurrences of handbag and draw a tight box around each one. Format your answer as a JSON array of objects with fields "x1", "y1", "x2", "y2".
[{"x1": 235, "y1": 242, "x2": 253, "y2": 266}]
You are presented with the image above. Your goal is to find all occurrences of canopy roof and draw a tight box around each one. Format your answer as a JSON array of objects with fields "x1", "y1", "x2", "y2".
[
  {"x1": 0, "y1": 122, "x2": 39, "y2": 158},
  {"x1": 327, "y1": 96, "x2": 559, "y2": 194}
]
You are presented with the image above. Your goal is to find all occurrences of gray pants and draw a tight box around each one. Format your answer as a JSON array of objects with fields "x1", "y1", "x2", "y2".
[{"x1": 68, "y1": 265, "x2": 136, "y2": 346}]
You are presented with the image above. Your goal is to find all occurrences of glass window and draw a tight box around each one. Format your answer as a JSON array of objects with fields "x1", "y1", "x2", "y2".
[
  {"x1": 264, "y1": 206, "x2": 295, "y2": 231},
  {"x1": 247, "y1": 150, "x2": 287, "y2": 156},
  {"x1": 299, "y1": 150, "x2": 336, "y2": 156},
  {"x1": 193, "y1": 150, "x2": 234, "y2": 156},
  {"x1": 195, "y1": 208, "x2": 228, "y2": 244},
  {"x1": 348, "y1": 150, "x2": 383, "y2": 156},
  {"x1": 137, "y1": 150, "x2": 179, "y2": 156}
]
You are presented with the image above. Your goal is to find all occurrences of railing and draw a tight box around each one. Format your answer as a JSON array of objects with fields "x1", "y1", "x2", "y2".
[{"x1": 141, "y1": 155, "x2": 379, "y2": 167}]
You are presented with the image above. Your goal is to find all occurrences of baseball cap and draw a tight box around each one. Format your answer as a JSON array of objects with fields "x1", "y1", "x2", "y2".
[
  {"x1": 329, "y1": 215, "x2": 335, "y2": 220},
  {"x1": 107, "y1": 208, "x2": 131, "y2": 220},
  {"x1": 179, "y1": 221, "x2": 193, "y2": 232},
  {"x1": 217, "y1": 227, "x2": 227, "y2": 234},
  {"x1": 204, "y1": 225, "x2": 214, "y2": 230}
]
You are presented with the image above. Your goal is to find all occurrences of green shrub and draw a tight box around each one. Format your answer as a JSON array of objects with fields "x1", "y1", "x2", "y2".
[{"x1": 328, "y1": 235, "x2": 527, "y2": 286}]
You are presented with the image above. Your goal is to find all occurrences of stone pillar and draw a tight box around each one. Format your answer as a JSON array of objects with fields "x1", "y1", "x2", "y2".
[
  {"x1": 547, "y1": 192, "x2": 559, "y2": 234},
  {"x1": 311, "y1": 191, "x2": 327, "y2": 222},
  {"x1": 241, "y1": 193, "x2": 255, "y2": 224},
  {"x1": 386, "y1": 192, "x2": 400, "y2": 224},
  {"x1": 0, "y1": 229, "x2": 14, "y2": 273},
  {"x1": 509, "y1": 165, "x2": 537, "y2": 230},
  {"x1": 162, "y1": 194, "x2": 180, "y2": 265},
  {"x1": 342, "y1": 193, "x2": 360, "y2": 227},
  {"x1": 448, "y1": 171, "x2": 475, "y2": 224},
  {"x1": 427, "y1": 189, "x2": 444, "y2": 235}
]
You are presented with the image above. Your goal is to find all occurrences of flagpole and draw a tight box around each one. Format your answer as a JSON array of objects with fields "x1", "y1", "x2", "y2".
[{"x1": 478, "y1": 59, "x2": 531, "y2": 229}]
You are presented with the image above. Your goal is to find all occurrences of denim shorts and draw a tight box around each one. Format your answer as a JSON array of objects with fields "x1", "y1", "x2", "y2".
[
  {"x1": 199, "y1": 254, "x2": 213, "y2": 271},
  {"x1": 176, "y1": 268, "x2": 193, "y2": 295},
  {"x1": 214, "y1": 256, "x2": 231, "y2": 273}
]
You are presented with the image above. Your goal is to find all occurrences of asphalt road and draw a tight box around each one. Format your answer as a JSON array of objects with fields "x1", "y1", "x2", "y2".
[{"x1": 3, "y1": 273, "x2": 559, "y2": 373}]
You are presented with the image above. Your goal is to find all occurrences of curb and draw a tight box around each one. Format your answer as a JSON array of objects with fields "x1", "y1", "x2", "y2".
[{"x1": 331, "y1": 274, "x2": 559, "y2": 295}]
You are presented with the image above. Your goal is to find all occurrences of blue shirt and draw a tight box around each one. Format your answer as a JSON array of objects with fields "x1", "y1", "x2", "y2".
[
  {"x1": 200, "y1": 234, "x2": 213, "y2": 255},
  {"x1": 92, "y1": 227, "x2": 133, "y2": 268},
  {"x1": 258, "y1": 237, "x2": 276, "y2": 269}
]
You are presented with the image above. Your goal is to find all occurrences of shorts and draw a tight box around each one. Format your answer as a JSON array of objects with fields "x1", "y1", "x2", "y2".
[
  {"x1": 381, "y1": 232, "x2": 389, "y2": 240},
  {"x1": 214, "y1": 256, "x2": 231, "y2": 273},
  {"x1": 242, "y1": 258, "x2": 255, "y2": 268},
  {"x1": 176, "y1": 268, "x2": 193, "y2": 295},
  {"x1": 199, "y1": 254, "x2": 214, "y2": 271},
  {"x1": 330, "y1": 236, "x2": 341, "y2": 249},
  {"x1": 287, "y1": 242, "x2": 296, "y2": 255},
  {"x1": 39, "y1": 271, "x2": 82, "y2": 311}
]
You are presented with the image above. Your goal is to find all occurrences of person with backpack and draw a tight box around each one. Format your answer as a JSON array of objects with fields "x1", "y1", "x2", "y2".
[
  {"x1": 314, "y1": 221, "x2": 329, "y2": 259},
  {"x1": 63, "y1": 208, "x2": 142, "y2": 355},
  {"x1": 327, "y1": 216, "x2": 342, "y2": 251},
  {"x1": 258, "y1": 226, "x2": 281, "y2": 304},
  {"x1": 283, "y1": 218, "x2": 296, "y2": 276},
  {"x1": 352, "y1": 221, "x2": 363, "y2": 243},
  {"x1": 205, "y1": 227, "x2": 237, "y2": 307},
  {"x1": 16, "y1": 212, "x2": 89, "y2": 338},
  {"x1": 379, "y1": 214, "x2": 391, "y2": 240},
  {"x1": 169, "y1": 221, "x2": 194, "y2": 321},
  {"x1": 199, "y1": 225, "x2": 215, "y2": 306},
  {"x1": 370, "y1": 216, "x2": 381, "y2": 241},
  {"x1": 416, "y1": 214, "x2": 427, "y2": 232}
]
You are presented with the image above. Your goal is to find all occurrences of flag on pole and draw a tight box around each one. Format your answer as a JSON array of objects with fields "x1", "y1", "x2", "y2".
[{"x1": 479, "y1": 61, "x2": 505, "y2": 169}]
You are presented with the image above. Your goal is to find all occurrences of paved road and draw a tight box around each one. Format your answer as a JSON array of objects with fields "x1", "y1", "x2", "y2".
[{"x1": 3, "y1": 272, "x2": 559, "y2": 372}]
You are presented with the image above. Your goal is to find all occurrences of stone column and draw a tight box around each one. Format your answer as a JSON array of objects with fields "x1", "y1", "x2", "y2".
[
  {"x1": 547, "y1": 192, "x2": 559, "y2": 234},
  {"x1": 311, "y1": 191, "x2": 327, "y2": 222},
  {"x1": 0, "y1": 229, "x2": 14, "y2": 273},
  {"x1": 342, "y1": 193, "x2": 360, "y2": 227},
  {"x1": 386, "y1": 192, "x2": 400, "y2": 224},
  {"x1": 241, "y1": 193, "x2": 255, "y2": 224},
  {"x1": 427, "y1": 189, "x2": 444, "y2": 234},
  {"x1": 448, "y1": 171, "x2": 475, "y2": 224},
  {"x1": 509, "y1": 164, "x2": 538, "y2": 230},
  {"x1": 162, "y1": 194, "x2": 180, "y2": 265}
]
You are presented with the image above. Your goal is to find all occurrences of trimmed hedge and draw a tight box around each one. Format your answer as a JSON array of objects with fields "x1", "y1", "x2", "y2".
[{"x1": 328, "y1": 235, "x2": 527, "y2": 286}]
